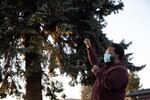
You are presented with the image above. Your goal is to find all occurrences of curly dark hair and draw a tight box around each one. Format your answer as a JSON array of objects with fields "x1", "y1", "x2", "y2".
[{"x1": 110, "y1": 43, "x2": 124, "y2": 60}]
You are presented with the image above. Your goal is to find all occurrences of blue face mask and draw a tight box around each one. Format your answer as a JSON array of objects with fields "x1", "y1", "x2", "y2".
[{"x1": 104, "y1": 53, "x2": 112, "y2": 63}]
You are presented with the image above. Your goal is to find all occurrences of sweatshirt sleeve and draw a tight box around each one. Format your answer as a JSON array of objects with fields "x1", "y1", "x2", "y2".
[
  {"x1": 101, "y1": 66, "x2": 128, "y2": 90},
  {"x1": 87, "y1": 47, "x2": 99, "y2": 67}
]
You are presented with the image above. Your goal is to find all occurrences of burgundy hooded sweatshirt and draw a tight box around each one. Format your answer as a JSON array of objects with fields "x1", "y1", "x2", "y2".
[{"x1": 87, "y1": 47, "x2": 128, "y2": 100}]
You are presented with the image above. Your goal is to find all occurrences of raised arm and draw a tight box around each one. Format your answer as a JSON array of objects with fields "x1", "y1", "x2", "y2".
[
  {"x1": 87, "y1": 47, "x2": 98, "y2": 67},
  {"x1": 84, "y1": 39, "x2": 98, "y2": 67},
  {"x1": 84, "y1": 39, "x2": 103, "y2": 77}
]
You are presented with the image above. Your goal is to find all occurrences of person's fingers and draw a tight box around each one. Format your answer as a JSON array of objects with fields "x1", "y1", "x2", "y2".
[
  {"x1": 84, "y1": 39, "x2": 89, "y2": 43},
  {"x1": 84, "y1": 39, "x2": 88, "y2": 44},
  {"x1": 84, "y1": 38, "x2": 91, "y2": 48}
]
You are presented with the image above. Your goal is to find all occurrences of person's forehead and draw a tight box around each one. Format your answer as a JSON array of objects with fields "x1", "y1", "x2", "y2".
[{"x1": 106, "y1": 47, "x2": 115, "y2": 53}]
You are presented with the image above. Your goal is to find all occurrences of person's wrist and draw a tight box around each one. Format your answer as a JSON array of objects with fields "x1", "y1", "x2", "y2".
[
  {"x1": 86, "y1": 45, "x2": 90, "y2": 48},
  {"x1": 87, "y1": 44, "x2": 91, "y2": 48}
]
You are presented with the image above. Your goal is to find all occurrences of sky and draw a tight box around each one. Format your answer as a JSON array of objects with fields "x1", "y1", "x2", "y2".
[{"x1": 2, "y1": 0, "x2": 150, "y2": 99}]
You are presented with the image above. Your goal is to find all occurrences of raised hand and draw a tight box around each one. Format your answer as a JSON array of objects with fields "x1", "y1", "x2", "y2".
[{"x1": 84, "y1": 38, "x2": 92, "y2": 48}]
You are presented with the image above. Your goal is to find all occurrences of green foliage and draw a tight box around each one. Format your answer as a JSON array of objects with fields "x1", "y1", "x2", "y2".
[{"x1": 120, "y1": 40, "x2": 146, "y2": 72}]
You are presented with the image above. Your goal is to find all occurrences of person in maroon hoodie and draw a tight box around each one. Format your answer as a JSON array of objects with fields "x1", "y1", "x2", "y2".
[{"x1": 84, "y1": 39, "x2": 128, "y2": 100}]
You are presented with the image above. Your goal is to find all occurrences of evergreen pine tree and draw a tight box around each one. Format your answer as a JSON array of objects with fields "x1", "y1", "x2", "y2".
[{"x1": 0, "y1": 0, "x2": 145, "y2": 99}]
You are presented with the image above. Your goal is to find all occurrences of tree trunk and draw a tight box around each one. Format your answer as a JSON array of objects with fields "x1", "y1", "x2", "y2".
[
  {"x1": 26, "y1": 53, "x2": 42, "y2": 100},
  {"x1": 25, "y1": 36, "x2": 42, "y2": 100}
]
